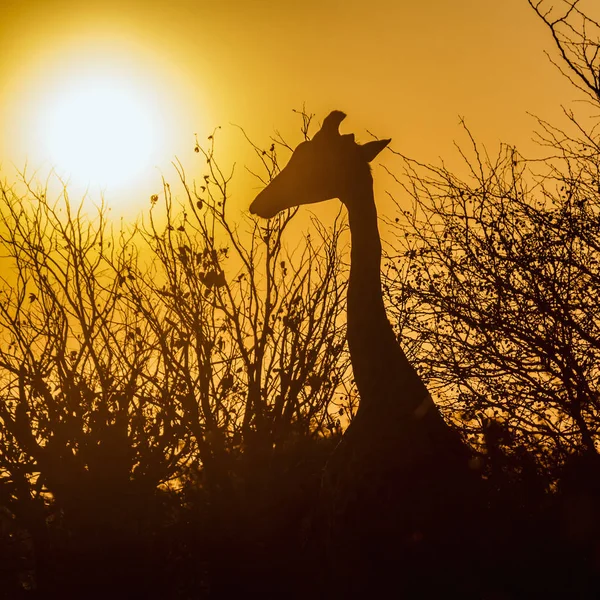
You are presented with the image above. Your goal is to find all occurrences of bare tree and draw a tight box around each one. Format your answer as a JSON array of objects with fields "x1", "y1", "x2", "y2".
[
  {"x1": 383, "y1": 2, "x2": 600, "y2": 470},
  {"x1": 0, "y1": 174, "x2": 194, "y2": 590},
  {"x1": 0, "y1": 114, "x2": 353, "y2": 593},
  {"x1": 528, "y1": 0, "x2": 600, "y2": 102},
  {"x1": 131, "y1": 128, "x2": 352, "y2": 496},
  {"x1": 119, "y1": 122, "x2": 353, "y2": 594}
]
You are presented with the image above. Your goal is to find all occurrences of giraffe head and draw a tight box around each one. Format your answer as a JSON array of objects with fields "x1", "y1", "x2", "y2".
[{"x1": 249, "y1": 111, "x2": 390, "y2": 218}]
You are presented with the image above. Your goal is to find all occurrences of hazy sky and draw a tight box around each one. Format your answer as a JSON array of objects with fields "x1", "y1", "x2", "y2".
[{"x1": 0, "y1": 0, "x2": 588, "y2": 216}]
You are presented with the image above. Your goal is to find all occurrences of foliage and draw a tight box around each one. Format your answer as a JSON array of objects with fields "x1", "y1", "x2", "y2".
[
  {"x1": 0, "y1": 123, "x2": 350, "y2": 594},
  {"x1": 384, "y1": 0, "x2": 600, "y2": 469},
  {"x1": 135, "y1": 140, "x2": 351, "y2": 471}
]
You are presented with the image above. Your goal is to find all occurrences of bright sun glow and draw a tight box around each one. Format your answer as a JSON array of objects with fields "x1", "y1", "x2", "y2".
[
  {"x1": 3, "y1": 37, "x2": 208, "y2": 213},
  {"x1": 39, "y1": 74, "x2": 164, "y2": 189}
]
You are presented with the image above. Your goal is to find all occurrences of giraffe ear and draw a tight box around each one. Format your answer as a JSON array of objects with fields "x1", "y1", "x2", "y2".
[
  {"x1": 360, "y1": 138, "x2": 391, "y2": 162},
  {"x1": 319, "y1": 110, "x2": 347, "y2": 136}
]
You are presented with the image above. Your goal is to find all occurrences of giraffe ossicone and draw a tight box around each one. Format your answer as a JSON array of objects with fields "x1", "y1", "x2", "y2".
[{"x1": 249, "y1": 110, "x2": 391, "y2": 220}]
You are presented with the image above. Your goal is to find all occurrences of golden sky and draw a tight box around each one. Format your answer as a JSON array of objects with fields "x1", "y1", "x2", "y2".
[{"x1": 0, "y1": 0, "x2": 585, "y2": 218}]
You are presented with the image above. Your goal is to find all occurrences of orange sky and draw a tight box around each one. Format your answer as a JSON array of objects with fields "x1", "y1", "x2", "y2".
[{"x1": 0, "y1": 0, "x2": 588, "y2": 218}]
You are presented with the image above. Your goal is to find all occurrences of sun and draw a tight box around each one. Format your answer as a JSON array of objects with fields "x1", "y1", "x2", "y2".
[
  {"x1": 38, "y1": 74, "x2": 163, "y2": 189},
  {"x1": 4, "y1": 37, "x2": 208, "y2": 211}
]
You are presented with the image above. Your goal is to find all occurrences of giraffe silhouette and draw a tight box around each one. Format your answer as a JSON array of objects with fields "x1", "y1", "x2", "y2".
[{"x1": 250, "y1": 111, "x2": 481, "y2": 596}]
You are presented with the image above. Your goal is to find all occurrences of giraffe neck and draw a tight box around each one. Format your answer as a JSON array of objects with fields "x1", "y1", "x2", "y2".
[{"x1": 344, "y1": 181, "x2": 427, "y2": 415}]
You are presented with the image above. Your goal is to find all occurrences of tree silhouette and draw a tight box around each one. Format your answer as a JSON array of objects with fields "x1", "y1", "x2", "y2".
[
  {"x1": 129, "y1": 132, "x2": 353, "y2": 592},
  {"x1": 384, "y1": 0, "x2": 600, "y2": 473},
  {"x1": 528, "y1": 0, "x2": 600, "y2": 103},
  {"x1": 0, "y1": 125, "x2": 351, "y2": 595},
  {"x1": 0, "y1": 177, "x2": 194, "y2": 591},
  {"x1": 135, "y1": 138, "x2": 351, "y2": 478}
]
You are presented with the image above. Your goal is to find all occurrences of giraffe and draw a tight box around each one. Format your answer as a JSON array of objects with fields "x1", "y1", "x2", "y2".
[{"x1": 250, "y1": 111, "x2": 480, "y2": 595}]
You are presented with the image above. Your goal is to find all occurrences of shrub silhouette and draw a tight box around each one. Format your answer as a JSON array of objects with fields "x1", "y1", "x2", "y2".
[
  {"x1": 0, "y1": 180, "x2": 195, "y2": 593},
  {"x1": 0, "y1": 131, "x2": 351, "y2": 596},
  {"x1": 385, "y1": 0, "x2": 600, "y2": 475}
]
